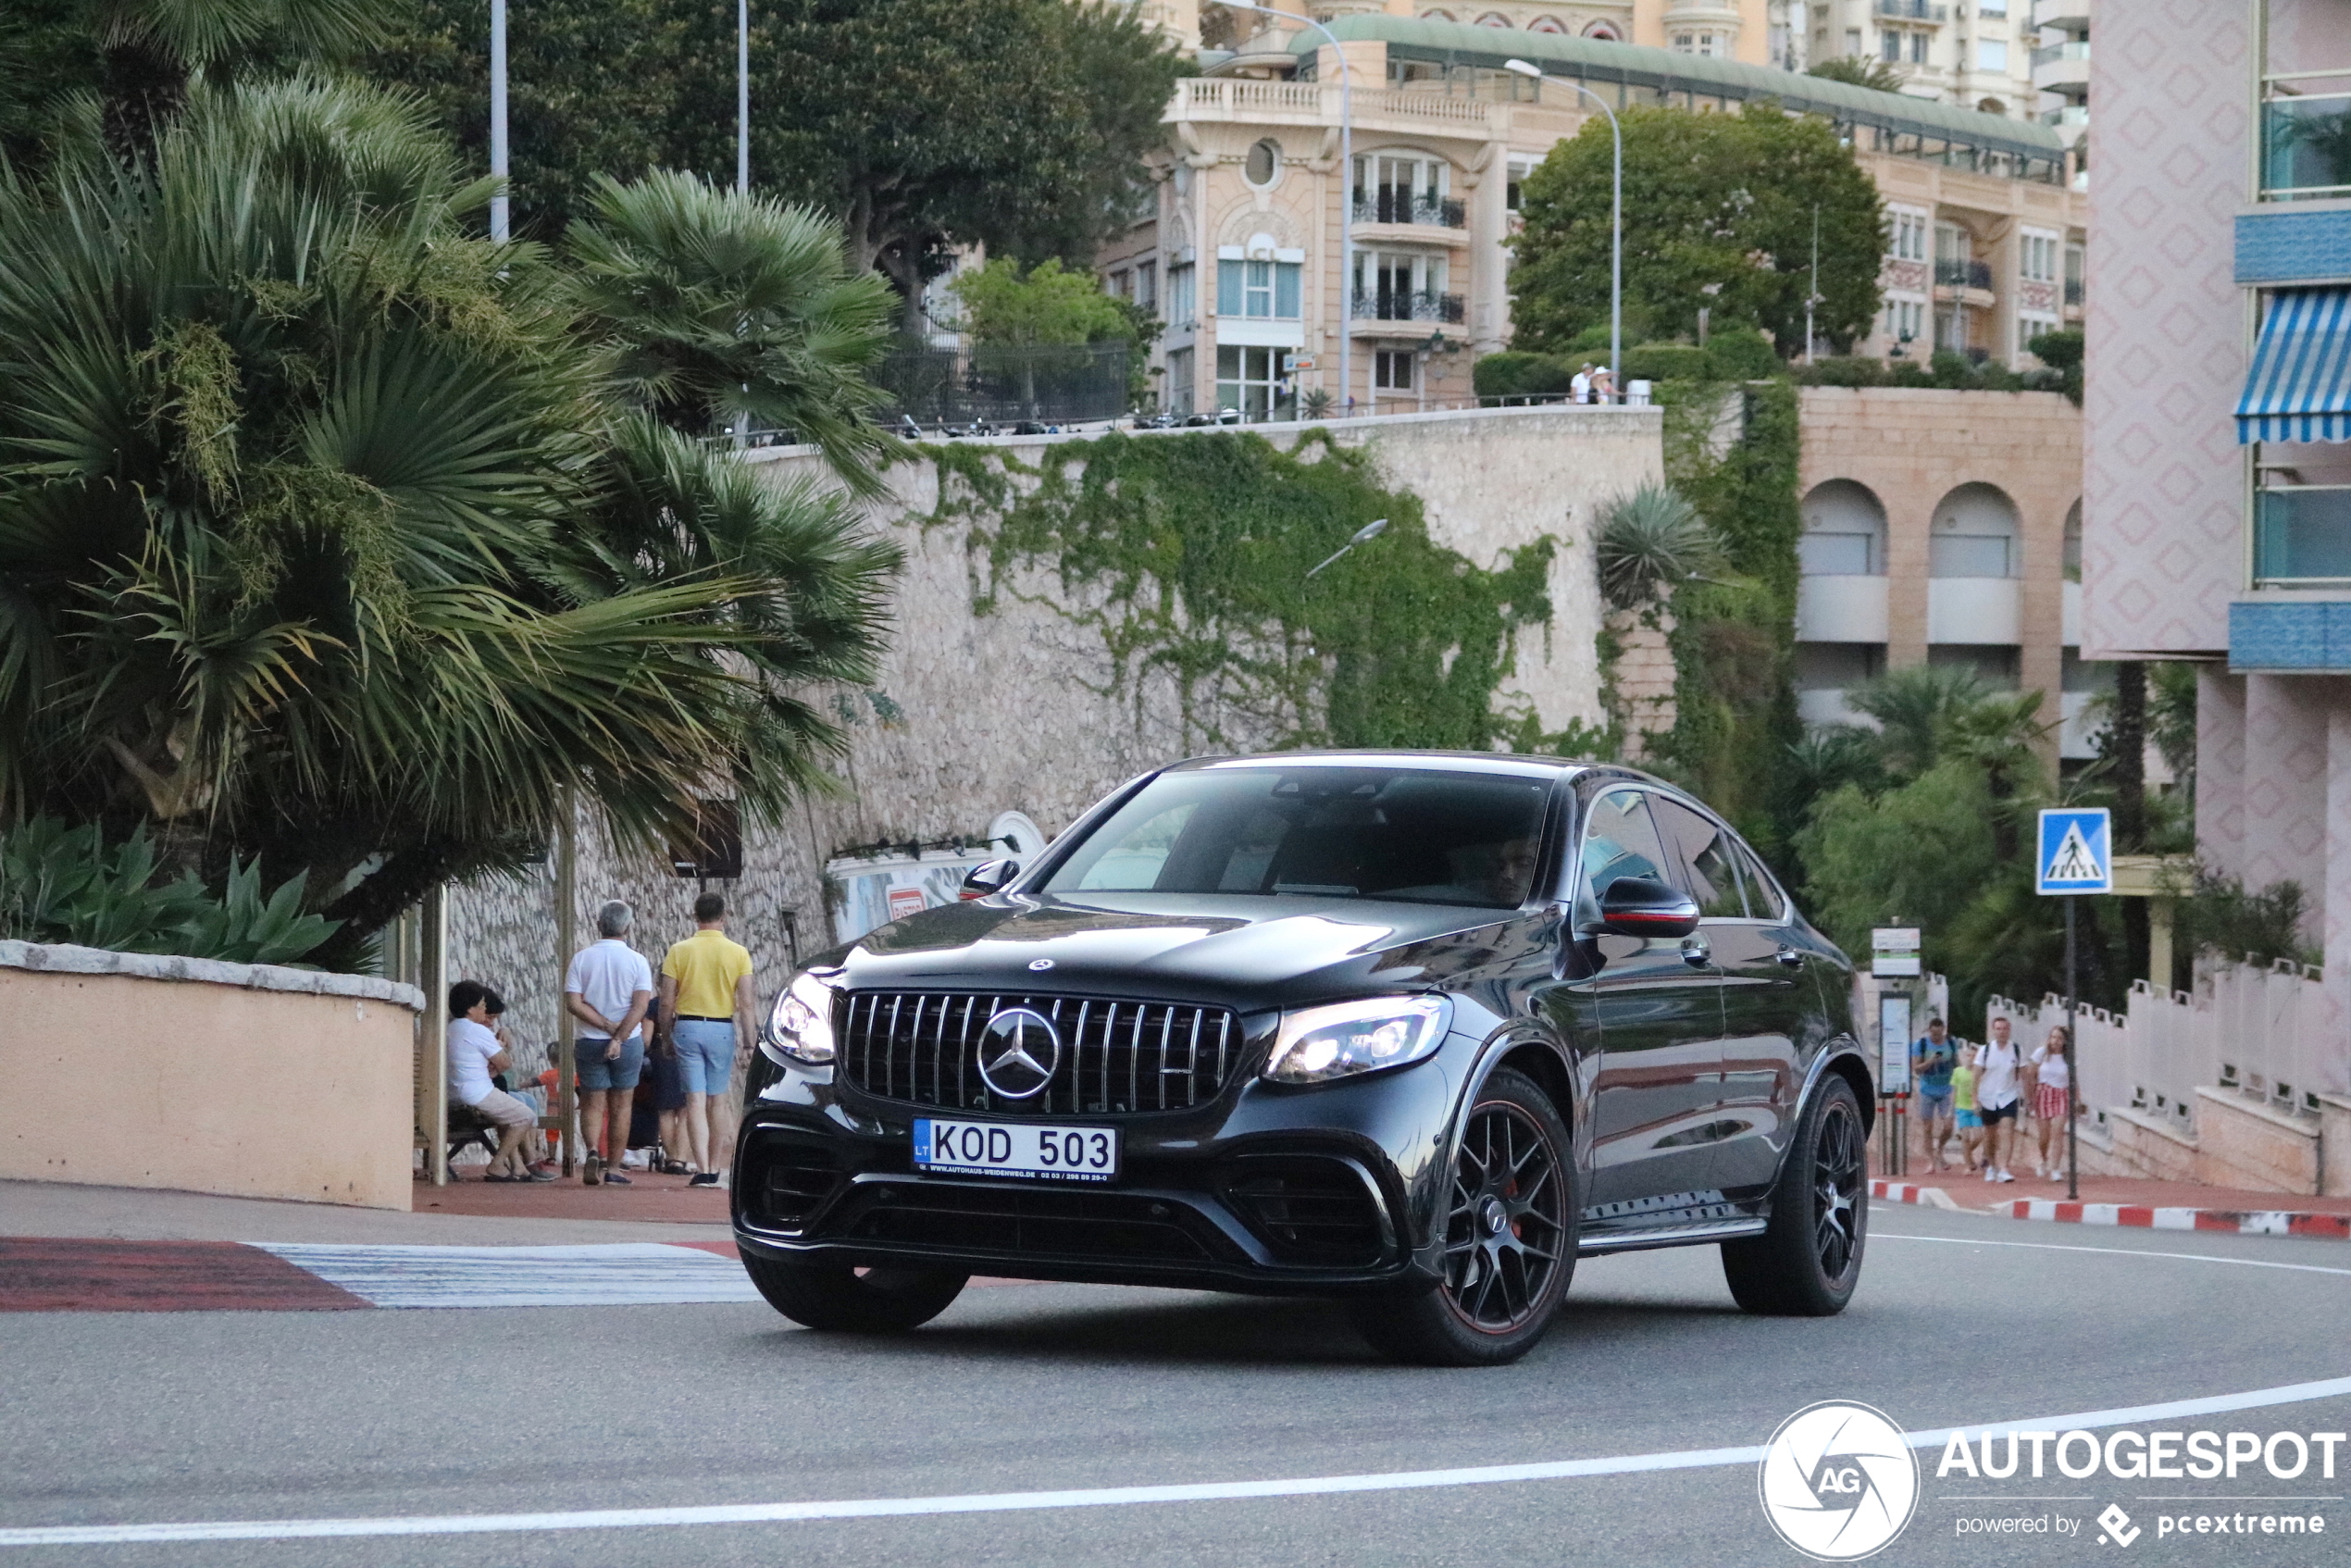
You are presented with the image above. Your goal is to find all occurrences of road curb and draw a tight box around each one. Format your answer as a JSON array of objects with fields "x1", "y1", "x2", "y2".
[
  {"x1": 1868, "y1": 1179, "x2": 1960, "y2": 1211},
  {"x1": 1997, "y1": 1200, "x2": 2351, "y2": 1239}
]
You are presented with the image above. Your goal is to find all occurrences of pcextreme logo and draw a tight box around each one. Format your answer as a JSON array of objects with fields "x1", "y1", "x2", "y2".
[{"x1": 1759, "y1": 1401, "x2": 1922, "y2": 1561}]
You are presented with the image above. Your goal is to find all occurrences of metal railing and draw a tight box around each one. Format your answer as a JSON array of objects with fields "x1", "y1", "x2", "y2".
[
  {"x1": 2031, "y1": 40, "x2": 2090, "y2": 69},
  {"x1": 2254, "y1": 486, "x2": 2351, "y2": 586},
  {"x1": 1351, "y1": 193, "x2": 1466, "y2": 229},
  {"x1": 2063, "y1": 278, "x2": 2084, "y2": 305},
  {"x1": 1350, "y1": 288, "x2": 1465, "y2": 323},
  {"x1": 874, "y1": 342, "x2": 1132, "y2": 428},
  {"x1": 1874, "y1": 0, "x2": 1948, "y2": 20},
  {"x1": 1934, "y1": 258, "x2": 1995, "y2": 291}
]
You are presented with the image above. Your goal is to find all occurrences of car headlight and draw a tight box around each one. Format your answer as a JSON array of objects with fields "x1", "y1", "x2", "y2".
[
  {"x1": 761, "y1": 970, "x2": 840, "y2": 1065},
  {"x1": 1263, "y1": 996, "x2": 1451, "y2": 1085}
]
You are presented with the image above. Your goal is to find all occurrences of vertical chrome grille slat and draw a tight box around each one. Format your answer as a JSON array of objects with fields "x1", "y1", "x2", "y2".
[
  {"x1": 1186, "y1": 1010, "x2": 1203, "y2": 1108},
  {"x1": 1127, "y1": 1007, "x2": 1143, "y2": 1111},
  {"x1": 1156, "y1": 1009, "x2": 1174, "y2": 1111},
  {"x1": 1098, "y1": 1002, "x2": 1116, "y2": 1111}
]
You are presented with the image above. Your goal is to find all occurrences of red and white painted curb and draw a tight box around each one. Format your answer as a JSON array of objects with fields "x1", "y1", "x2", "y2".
[
  {"x1": 1868, "y1": 1179, "x2": 1959, "y2": 1211},
  {"x1": 1997, "y1": 1200, "x2": 2351, "y2": 1240}
]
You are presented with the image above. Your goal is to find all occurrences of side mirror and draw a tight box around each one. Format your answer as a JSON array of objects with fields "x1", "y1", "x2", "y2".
[
  {"x1": 959, "y1": 858, "x2": 1021, "y2": 901},
  {"x1": 1598, "y1": 876, "x2": 1699, "y2": 939}
]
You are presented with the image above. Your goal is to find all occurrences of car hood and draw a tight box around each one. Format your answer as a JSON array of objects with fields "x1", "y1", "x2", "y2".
[{"x1": 827, "y1": 891, "x2": 1534, "y2": 1009}]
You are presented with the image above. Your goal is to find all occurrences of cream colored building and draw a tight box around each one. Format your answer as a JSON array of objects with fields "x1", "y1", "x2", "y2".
[{"x1": 1096, "y1": 15, "x2": 2084, "y2": 417}]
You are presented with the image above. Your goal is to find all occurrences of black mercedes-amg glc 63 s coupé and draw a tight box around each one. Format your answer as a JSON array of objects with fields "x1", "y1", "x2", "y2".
[{"x1": 732, "y1": 752, "x2": 1872, "y2": 1364}]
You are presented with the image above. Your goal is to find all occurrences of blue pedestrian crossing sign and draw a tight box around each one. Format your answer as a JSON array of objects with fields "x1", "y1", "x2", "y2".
[{"x1": 2036, "y1": 807, "x2": 2112, "y2": 894}]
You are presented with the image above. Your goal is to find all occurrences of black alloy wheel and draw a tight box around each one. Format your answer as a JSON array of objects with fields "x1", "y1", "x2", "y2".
[
  {"x1": 1722, "y1": 1073, "x2": 1868, "y2": 1316},
  {"x1": 1442, "y1": 1096, "x2": 1570, "y2": 1333},
  {"x1": 1352, "y1": 1069, "x2": 1578, "y2": 1366}
]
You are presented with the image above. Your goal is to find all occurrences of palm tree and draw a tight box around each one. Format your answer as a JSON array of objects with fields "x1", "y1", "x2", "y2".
[
  {"x1": 1841, "y1": 663, "x2": 1995, "y2": 778},
  {"x1": 0, "y1": 78, "x2": 899, "y2": 955},
  {"x1": 565, "y1": 170, "x2": 901, "y2": 492},
  {"x1": 86, "y1": 0, "x2": 381, "y2": 157}
]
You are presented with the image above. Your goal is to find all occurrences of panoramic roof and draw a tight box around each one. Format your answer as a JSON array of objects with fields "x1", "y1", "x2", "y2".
[{"x1": 1289, "y1": 16, "x2": 2066, "y2": 163}]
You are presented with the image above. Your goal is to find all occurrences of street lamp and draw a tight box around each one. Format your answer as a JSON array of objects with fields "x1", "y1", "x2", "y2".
[
  {"x1": 1154, "y1": 1, "x2": 1355, "y2": 418},
  {"x1": 1502, "y1": 58, "x2": 1621, "y2": 404}
]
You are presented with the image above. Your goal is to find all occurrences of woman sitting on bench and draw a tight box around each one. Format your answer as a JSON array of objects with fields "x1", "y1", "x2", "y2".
[{"x1": 447, "y1": 982, "x2": 546, "y2": 1182}]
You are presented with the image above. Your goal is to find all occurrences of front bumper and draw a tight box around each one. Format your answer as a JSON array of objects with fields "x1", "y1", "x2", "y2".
[{"x1": 728, "y1": 1046, "x2": 1466, "y2": 1297}]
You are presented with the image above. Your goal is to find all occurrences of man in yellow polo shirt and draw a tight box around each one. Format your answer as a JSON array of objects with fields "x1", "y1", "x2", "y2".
[{"x1": 658, "y1": 892, "x2": 755, "y2": 1187}]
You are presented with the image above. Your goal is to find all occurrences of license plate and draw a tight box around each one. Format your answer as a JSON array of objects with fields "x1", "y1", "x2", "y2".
[{"x1": 913, "y1": 1118, "x2": 1120, "y2": 1183}]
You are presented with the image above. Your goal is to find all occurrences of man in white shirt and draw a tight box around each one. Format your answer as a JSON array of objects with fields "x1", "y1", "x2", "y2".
[
  {"x1": 565, "y1": 900, "x2": 654, "y2": 1187},
  {"x1": 1974, "y1": 1014, "x2": 2025, "y2": 1183},
  {"x1": 1570, "y1": 363, "x2": 1594, "y2": 404},
  {"x1": 446, "y1": 982, "x2": 540, "y2": 1180}
]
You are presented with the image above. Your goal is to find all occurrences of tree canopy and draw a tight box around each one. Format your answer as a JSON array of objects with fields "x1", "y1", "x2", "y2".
[
  {"x1": 1511, "y1": 100, "x2": 1885, "y2": 356},
  {"x1": 367, "y1": 0, "x2": 1188, "y2": 300}
]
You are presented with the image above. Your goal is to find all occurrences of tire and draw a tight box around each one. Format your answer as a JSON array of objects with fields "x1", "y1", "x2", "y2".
[
  {"x1": 741, "y1": 1252, "x2": 969, "y2": 1332},
  {"x1": 1352, "y1": 1068, "x2": 1578, "y2": 1367},
  {"x1": 1722, "y1": 1073, "x2": 1867, "y2": 1316}
]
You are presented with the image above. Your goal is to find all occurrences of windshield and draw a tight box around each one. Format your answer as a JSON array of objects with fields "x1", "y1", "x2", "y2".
[{"x1": 1043, "y1": 766, "x2": 1552, "y2": 909}]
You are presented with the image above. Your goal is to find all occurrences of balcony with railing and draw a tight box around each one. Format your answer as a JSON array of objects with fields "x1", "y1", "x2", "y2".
[
  {"x1": 1352, "y1": 192, "x2": 1467, "y2": 230},
  {"x1": 1874, "y1": 0, "x2": 1948, "y2": 21},
  {"x1": 2032, "y1": 40, "x2": 2090, "y2": 93},
  {"x1": 2259, "y1": 72, "x2": 2351, "y2": 202},
  {"x1": 2254, "y1": 487, "x2": 2351, "y2": 586},
  {"x1": 1934, "y1": 258, "x2": 1996, "y2": 292},
  {"x1": 1350, "y1": 288, "x2": 1466, "y2": 325}
]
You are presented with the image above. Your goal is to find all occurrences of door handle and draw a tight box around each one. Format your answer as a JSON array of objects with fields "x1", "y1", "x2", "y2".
[
  {"x1": 1775, "y1": 945, "x2": 1807, "y2": 969},
  {"x1": 1680, "y1": 940, "x2": 1710, "y2": 967}
]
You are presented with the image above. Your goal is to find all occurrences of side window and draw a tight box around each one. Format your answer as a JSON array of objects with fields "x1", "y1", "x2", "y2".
[
  {"x1": 1649, "y1": 797, "x2": 1748, "y2": 919},
  {"x1": 1576, "y1": 788, "x2": 1674, "y2": 924},
  {"x1": 1734, "y1": 840, "x2": 1788, "y2": 921}
]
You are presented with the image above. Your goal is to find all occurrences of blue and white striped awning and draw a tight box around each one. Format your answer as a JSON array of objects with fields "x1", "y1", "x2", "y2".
[{"x1": 2237, "y1": 288, "x2": 2351, "y2": 443}]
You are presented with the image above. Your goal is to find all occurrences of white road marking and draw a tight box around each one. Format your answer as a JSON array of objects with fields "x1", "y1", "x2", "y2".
[
  {"x1": 7, "y1": 1375, "x2": 2351, "y2": 1547},
  {"x1": 251, "y1": 1244, "x2": 762, "y2": 1308},
  {"x1": 1874, "y1": 1231, "x2": 2351, "y2": 1277}
]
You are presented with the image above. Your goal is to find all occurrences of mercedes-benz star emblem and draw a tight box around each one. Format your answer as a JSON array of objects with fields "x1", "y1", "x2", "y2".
[
  {"x1": 1027, "y1": 958, "x2": 1054, "y2": 971},
  {"x1": 976, "y1": 1007, "x2": 1061, "y2": 1100}
]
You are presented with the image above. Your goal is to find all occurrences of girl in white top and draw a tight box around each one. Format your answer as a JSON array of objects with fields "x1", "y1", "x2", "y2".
[
  {"x1": 2030, "y1": 1025, "x2": 2074, "y2": 1179},
  {"x1": 1974, "y1": 1015, "x2": 2025, "y2": 1184}
]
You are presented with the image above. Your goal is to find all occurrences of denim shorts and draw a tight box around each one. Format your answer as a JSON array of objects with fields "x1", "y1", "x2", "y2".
[
  {"x1": 672, "y1": 1018, "x2": 736, "y2": 1097},
  {"x1": 1915, "y1": 1089, "x2": 1954, "y2": 1118},
  {"x1": 575, "y1": 1035, "x2": 645, "y2": 1092}
]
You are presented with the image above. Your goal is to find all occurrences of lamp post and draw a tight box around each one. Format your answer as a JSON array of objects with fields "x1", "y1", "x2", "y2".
[
  {"x1": 489, "y1": 0, "x2": 509, "y2": 242},
  {"x1": 1159, "y1": 2, "x2": 1354, "y2": 417},
  {"x1": 1502, "y1": 58, "x2": 1620, "y2": 403},
  {"x1": 737, "y1": 0, "x2": 751, "y2": 195}
]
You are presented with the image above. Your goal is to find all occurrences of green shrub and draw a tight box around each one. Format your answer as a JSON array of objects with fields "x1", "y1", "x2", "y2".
[
  {"x1": 1888, "y1": 358, "x2": 1933, "y2": 387},
  {"x1": 1702, "y1": 328, "x2": 1783, "y2": 380},
  {"x1": 1473, "y1": 351, "x2": 1578, "y2": 399},
  {"x1": 1791, "y1": 356, "x2": 1889, "y2": 388},
  {"x1": 1621, "y1": 342, "x2": 1709, "y2": 382},
  {"x1": 0, "y1": 818, "x2": 339, "y2": 966}
]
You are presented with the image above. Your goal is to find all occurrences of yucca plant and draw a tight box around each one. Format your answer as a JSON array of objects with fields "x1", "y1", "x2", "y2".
[
  {"x1": 1593, "y1": 482, "x2": 1721, "y2": 612},
  {"x1": 0, "y1": 78, "x2": 901, "y2": 963}
]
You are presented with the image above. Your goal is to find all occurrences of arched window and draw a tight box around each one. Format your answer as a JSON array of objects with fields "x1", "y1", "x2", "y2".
[
  {"x1": 1528, "y1": 15, "x2": 1566, "y2": 32},
  {"x1": 1799, "y1": 480, "x2": 1888, "y2": 576},
  {"x1": 1475, "y1": 12, "x2": 1514, "y2": 26},
  {"x1": 1976, "y1": 97, "x2": 2008, "y2": 117},
  {"x1": 1244, "y1": 138, "x2": 1281, "y2": 188},
  {"x1": 1583, "y1": 20, "x2": 1622, "y2": 39},
  {"x1": 1420, "y1": 7, "x2": 1457, "y2": 19},
  {"x1": 1929, "y1": 483, "x2": 2021, "y2": 578},
  {"x1": 2062, "y1": 499, "x2": 2082, "y2": 580}
]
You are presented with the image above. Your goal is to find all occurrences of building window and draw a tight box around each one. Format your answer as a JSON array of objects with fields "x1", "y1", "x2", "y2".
[
  {"x1": 1909, "y1": 30, "x2": 1929, "y2": 64},
  {"x1": 1216, "y1": 258, "x2": 1301, "y2": 319},
  {"x1": 2021, "y1": 233, "x2": 2058, "y2": 282},
  {"x1": 1244, "y1": 138, "x2": 1281, "y2": 188},
  {"x1": 1528, "y1": 15, "x2": 1565, "y2": 33},
  {"x1": 1881, "y1": 29, "x2": 1900, "y2": 62},
  {"x1": 1165, "y1": 347, "x2": 1193, "y2": 416},
  {"x1": 1674, "y1": 32, "x2": 1694, "y2": 51},
  {"x1": 1976, "y1": 40, "x2": 2008, "y2": 72},
  {"x1": 1882, "y1": 297, "x2": 1924, "y2": 348},
  {"x1": 1584, "y1": 21, "x2": 1620, "y2": 40},
  {"x1": 1887, "y1": 211, "x2": 1928, "y2": 261},
  {"x1": 1929, "y1": 485, "x2": 2021, "y2": 579},
  {"x1": 1353, "y1": 251, "x2": 1446, "y2": 319},
  {"x1": 1375, "y1": 351, "x2": 1414, "y2": 391},
  {"x1": 1846, "y1": 28, "x2": 1863, "y2": 55},
  {"x1": 2018, "y1": 315, "x2": 2059, "y2": 356},
  {"x1": 1475, "y1": 11, "x2": 1511, "y2": 25},
  {"x1": 1977, "y1": 0, "x2": 2008, "y2": 13},
  {"x1": 1166, "y1": 264, "x2": 1195, "y2": 329},
  {"x1": 1506, "y1": 158, "x2": 1534, "y2": 211},
  {"x1": 1697, "y1": 32, "x2": 1719, "y2": 56},
  {"x1": 1108, "y1": 269, "x2": 1129, "y2": 299},
  {"x1": 1353, "y1": 154, "x2": 1452, "y2": 226},
  {"x1": 1136, "y1": 260, "x2": 1156, "y2": 311},
  {"x1": 1215, "y1": 345, "x2": 1286, "y2": 420}
]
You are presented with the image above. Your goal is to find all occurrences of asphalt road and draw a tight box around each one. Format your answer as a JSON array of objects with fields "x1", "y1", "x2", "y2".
[{"x1": 4, "y1": 1205, "x2": 2348, "y2": 1568}]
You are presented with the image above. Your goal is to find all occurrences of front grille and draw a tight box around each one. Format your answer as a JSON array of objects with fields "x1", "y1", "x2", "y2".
[
  {"x1": 743, "y1": 1135, "x2": 843, "y2": 1229},
  {"x1": 1223, "y1": 1156, "x2": 1388, "y2": 1267},
  {"x1": 836, "y1": 992, "x2": 1241, "y2": 1115},
  {"x1": 843, "y1": 1183, "x2": 1219, "y2": 1263}
]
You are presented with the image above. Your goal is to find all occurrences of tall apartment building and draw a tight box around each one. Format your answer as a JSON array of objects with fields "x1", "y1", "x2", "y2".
[
  {"x1": 1095, "y1": 15, "x2": 2085, "y2": 417},
  {"x1": 2081, "y1": 1, "x2": 2351, "y2": 1079},
  {"x1": 1790, "y1": 0, "x2": 2044, "y2": 119}
]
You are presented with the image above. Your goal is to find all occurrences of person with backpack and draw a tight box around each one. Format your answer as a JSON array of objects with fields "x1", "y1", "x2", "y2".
[
  {"x1": 1974, "y1": 1014, "x2": 2025, "y2": 1183},
  {"x1": 1910, "y1": 1017, "x2": 1958, "y2": 1172}
]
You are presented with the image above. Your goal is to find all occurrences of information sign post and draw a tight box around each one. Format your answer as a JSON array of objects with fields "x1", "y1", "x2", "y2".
[{"x1": 2036, "y1": 808, "x2": 2112, "y2": 1201}]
